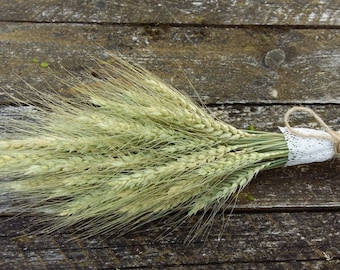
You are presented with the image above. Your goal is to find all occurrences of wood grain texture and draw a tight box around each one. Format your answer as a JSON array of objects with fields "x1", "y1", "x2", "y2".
[
  {"x1": 0, "y1": 0, "x2": 339, "y2": 26},
  {"x1": 0, "y1": 212, "x2": 339, "y2": 269},
  {"x1": 0, "y1": 23, "x2": 339, "y2": 104},
  {"x1": 0, "y1": 0, "x2": 339, "y2": 269}
]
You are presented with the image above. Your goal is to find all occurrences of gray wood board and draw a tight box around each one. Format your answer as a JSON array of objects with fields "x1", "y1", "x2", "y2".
[
  {"x1": 1, "y1": 23, "x2": 339, "y2": 104},
  {"x1": 0, "y1": 212, "x2": 339, "y2": 269},
  {"x1": 0, "y1": 0, "x2": 339, "y2": 26}
]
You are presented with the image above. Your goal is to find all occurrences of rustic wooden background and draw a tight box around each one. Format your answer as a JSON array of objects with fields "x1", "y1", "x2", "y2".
[{"x1": 0, "y1": 1, "x2": 339, "y2": 269}]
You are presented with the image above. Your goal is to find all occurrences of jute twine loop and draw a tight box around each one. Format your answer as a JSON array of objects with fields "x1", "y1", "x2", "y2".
[{"x1": 284, "y1": 106, "x2": 340, "y2": 156}]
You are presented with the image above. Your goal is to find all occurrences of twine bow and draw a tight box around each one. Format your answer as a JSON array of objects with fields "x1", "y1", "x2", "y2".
[{"x1": 284, "y1": 106, "x2": 340, "y2": 156}]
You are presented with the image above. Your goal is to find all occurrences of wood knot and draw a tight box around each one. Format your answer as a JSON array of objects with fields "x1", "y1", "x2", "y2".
[{"x1": 264, "y1": 49, "x2": 285, "y2": 69}]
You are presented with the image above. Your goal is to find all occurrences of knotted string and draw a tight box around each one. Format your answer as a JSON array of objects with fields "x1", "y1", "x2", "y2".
[{"x1": 284, "y1": 106, "x2": 340, "y2": 157}]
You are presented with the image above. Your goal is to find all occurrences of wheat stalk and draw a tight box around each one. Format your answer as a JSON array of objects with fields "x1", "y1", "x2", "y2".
[{"x1": 0, "y1": 55, "x2": 291, "y2": 240}]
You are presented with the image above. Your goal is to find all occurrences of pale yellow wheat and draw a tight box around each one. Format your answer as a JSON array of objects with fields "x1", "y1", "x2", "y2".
[{"x1": 0, "y1": 54, "x2": 288, "y2": 240}]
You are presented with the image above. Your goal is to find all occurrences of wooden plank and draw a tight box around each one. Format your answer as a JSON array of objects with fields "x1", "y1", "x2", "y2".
[
  {"x1": 238, "y1": 162, "x2": 340, "y2": 210},
  {"x1": 210, "y1": 104, "x2": 340, "y2": 131},
  {"x1": 0, "y1": 212, "x2": 339, "y2": 269},
  {"x1": 0, "y1": 23, "x2": 339, "y2": 104},
  {"x1": 0, "y1": 0, "x2": 339, "y2": 26}
]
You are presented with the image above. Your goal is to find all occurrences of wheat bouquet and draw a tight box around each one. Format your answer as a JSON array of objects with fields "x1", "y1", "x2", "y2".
[{"x1": 1, "y1": 55, "x2": 339, "y2": 239}]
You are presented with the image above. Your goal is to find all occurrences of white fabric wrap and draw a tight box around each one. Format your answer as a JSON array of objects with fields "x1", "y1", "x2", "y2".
[{"x1": 279, "y1": 127, "x2": 335, "y2": 166}]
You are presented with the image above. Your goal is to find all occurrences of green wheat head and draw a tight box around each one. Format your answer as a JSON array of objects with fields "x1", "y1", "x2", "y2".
[{"x1": 0, "y1": 55, "x2": 288, "y2": 240}]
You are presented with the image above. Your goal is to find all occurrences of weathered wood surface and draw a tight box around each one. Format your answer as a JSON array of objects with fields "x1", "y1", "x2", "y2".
[
  {"x1": 0, "y1": 0, "x2": 339, "y2": 25},
  {"x1": 0, "y1": 0, "x2": 339, "y2": 269},
  {"x1": 1, "y1": 23, "x2": 339, "y2": 104},
  {"x1": 1, "y1": 211, "x2": 339, "y2": 269}
]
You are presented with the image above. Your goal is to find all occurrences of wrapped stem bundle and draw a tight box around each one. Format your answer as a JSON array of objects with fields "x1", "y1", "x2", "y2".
[{"x1": 0, "y1": 55, "x2": 338, "y2": 239}]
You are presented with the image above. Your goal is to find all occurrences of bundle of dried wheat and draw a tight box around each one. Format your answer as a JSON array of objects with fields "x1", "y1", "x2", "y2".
[{"x1": 0, "y1": 55, "x2": 338, "y2": 240}]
